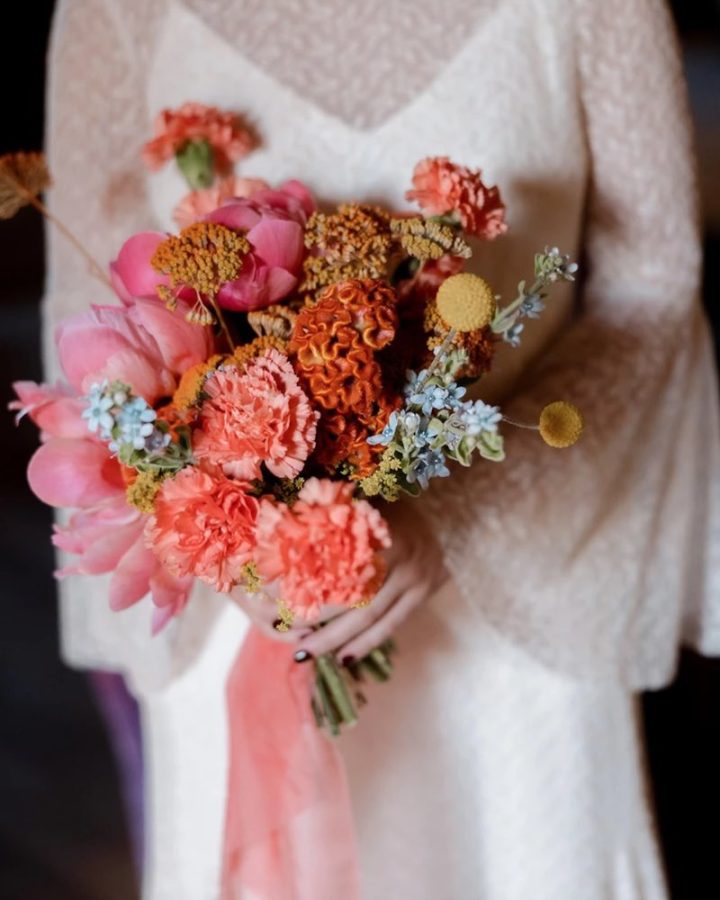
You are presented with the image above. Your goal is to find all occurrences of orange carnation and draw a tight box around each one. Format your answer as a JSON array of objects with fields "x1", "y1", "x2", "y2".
[
  {"x1": 193, "y1": 350, "x2": 318, "y2": 481},
  {"x1": 148, "y1": 468, "x2": 259, "y2": 594},
  {"x1": 142, "y1": 102, "x2": 256, "y2": 172},
  {"x1": 407, "y1": 157, "x2": 507, "y2": 240}
]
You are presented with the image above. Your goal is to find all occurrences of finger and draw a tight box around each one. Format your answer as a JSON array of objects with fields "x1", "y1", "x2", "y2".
[
  {"x1": 295, "y1": 582, "x2": 403, "y2": 657},
  {"x1": 291, "y1": 562, "x2": 415, "y2": 658},
  {"x1": 231, "y1": 592, "x2": 308, "y2": 641},
  {"x1": 337, "y1": 587, "x2": 424, "y2": 662}
]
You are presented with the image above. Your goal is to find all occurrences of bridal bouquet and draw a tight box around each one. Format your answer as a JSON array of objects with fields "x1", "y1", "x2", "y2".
[{"x1": 6, "y1": 103, "x2": 582, "y2": 734}]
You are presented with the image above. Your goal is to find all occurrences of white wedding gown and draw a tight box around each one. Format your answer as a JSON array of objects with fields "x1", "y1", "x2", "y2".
[{"x1": 44, "y1": 1, "x2": 720, "y2": 898}]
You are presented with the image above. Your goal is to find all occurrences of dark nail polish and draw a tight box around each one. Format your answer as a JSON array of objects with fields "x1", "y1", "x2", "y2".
[
  {"x1": 294, "y1": 650, "x2": 312, "y2": 663},
  {"x1": 342, "y1": 655, "x2": 356, "y2": 667}
]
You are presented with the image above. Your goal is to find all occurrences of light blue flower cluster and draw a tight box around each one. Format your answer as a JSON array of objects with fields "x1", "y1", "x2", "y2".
[
  {"x1": 82, "y1": 380, "x2": 176, "y2": 468},
  {"x1": 366, "y1": 352, "x2": 505, "y2": 495}
]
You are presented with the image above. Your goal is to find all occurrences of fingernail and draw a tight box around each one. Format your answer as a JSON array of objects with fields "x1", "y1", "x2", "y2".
[
  {"x1": 294, "y1": 650, "x2": 313, "y2": 663},
  {"x1": 342, "y1": 655, "x2": 356, "y2": 667}
]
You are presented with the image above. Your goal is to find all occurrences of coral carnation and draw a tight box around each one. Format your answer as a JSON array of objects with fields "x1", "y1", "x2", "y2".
[
  {"x1": 193, "y1": 350, "x2": 318, "y2": 480},
  {"x1": 173, "y1": 176, "x2": 271, "y2": 228},
  {"x1": 254, "y1": 478, "x2": 391, "y2": 618},
  {"x1": 142, "y1": 102, "x2": 256, "y2": 171},
  {"x1": 406, "y1": 156, "x2": 507, "y2": 240},
  {"x1": 148, "y1": 467, "x2": 259, "y2": 593}
]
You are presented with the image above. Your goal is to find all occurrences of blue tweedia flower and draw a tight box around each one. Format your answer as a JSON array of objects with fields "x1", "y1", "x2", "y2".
[
  {"x1": 115, "y1": 397, "x2": 158, "y2": 451},
  {"x1": 504, "y1": 322, "x2": 524, "y2": 348},
  {"x1": 367, "y1": 411, "x2": 400, "y2": 446},
  {"x1": 457, "y1": 400, "x2": 502, "y2": 436},
  {"x1": 82, "y1": 381, "x2": 116, "y2": 439},
  {"x1": 403, "y1": 369, "x2": 428, "y2": 400},
  {"x1": 406, "y1": 449, "x2": 450, "y2": 490},
  {"x1": 408, "y1": 380, "x2": 467, "y2": 416},
  {"x1": 520, "y1": 293, "x2": 545, "y2": 319}
]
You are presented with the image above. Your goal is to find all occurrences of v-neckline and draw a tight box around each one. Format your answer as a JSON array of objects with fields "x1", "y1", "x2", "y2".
[{"x1": 172, "y1": 0, "x2": 498, "y2": 137}]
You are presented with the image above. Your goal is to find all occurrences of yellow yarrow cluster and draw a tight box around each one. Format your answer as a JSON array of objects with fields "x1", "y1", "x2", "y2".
[
  {"x1": 390, "y1": 217, "x2": 471, "y2": 261},
  {"x1": 302, "y1": 204, "x2": 394, "y2": 292},
  {"x1": 126, "y1": 470, "x2": 167, "y2": 514},
  {"x1": 172, "y1": 354, "x2": 225, "y2": 410},
  {"x1": 151, "y1": 222, "x2": 249, "y2": 324},
  {"x1": 538, "y1": 401, "x2": 584, "y2": 448},
  {"x1": 436, "y1": 273, "x2": 497, "y2": 332},
  {"x1": 241, "y1": 562, "x2": 262, "y2": 595},
  {"x1": 359, "y1": 449, "x2": 403, "y2": 501},
  {"x1": 274, "y1": 599, "x2": 294, "y2": 633}
]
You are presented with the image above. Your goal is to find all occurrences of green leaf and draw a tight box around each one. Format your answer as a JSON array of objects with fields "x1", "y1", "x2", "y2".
[
  {"x1": 176, "y1": 139, "x2": 215, "y2": 190},
  {"x1": 477, "y1": 432, "x2": 506, "y2": 462}
]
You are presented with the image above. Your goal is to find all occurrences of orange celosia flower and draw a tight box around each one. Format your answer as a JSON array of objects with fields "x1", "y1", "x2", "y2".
[
  {"x1": 290, "y1": 279, "x2": 398, "y2": 415},
  {"x1": 289, "y1": 279, "x2": 403, "y2": 477}
]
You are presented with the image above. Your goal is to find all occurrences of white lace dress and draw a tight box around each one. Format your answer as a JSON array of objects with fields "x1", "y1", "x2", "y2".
[{"x1": 45, "y1": 1, "x2": 720, "y2": 898}]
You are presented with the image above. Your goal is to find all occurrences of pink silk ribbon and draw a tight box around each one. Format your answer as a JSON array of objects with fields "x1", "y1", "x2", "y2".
[{"x1": 221, "y1": 627, "x2": 361, "y2": 899}]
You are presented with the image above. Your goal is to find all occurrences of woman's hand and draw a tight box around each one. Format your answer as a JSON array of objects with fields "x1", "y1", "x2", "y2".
[
  {"x1": 230, "y1": 582, "x2": 310, "y2": 644},
  {"x1": 293, "y1": 510, "x2": 447, "y2": 664}
]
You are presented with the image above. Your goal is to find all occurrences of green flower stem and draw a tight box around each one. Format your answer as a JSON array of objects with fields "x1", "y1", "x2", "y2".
[
  {"x1": 418, "y1": 327, "x2": 458, "y2": 387},
  {"x1": 316, "y1": 653, "x2": 358, "y2": 730},
  {"x1": 365, "y1": 646, "x2": 394, "y2": 680},
  {"x1": 314, "y1": 672, "x2": 341, "y2": 736},
  {"x1": 491, "y1": 276, "x2": 544, "y2": 334}
]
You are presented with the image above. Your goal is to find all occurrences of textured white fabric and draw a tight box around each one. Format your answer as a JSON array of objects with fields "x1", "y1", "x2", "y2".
[{"x1": 43, "y1": 0, "x2": 720, "y2": 897}]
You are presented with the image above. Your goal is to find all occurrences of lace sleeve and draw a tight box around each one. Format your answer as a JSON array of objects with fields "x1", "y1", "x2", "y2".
[
  {"x1": 45, "y1": 0, "x2": 230, "y2": 693},
  {"x1": 419, "y1": 0, "x2": 720, "y2": 687}
]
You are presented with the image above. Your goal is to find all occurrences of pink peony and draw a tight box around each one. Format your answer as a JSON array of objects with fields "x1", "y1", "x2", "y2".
[
  {"x1": 406, "y1": 156, "x2": 507, "y2": 240},
  {"x1": 254, "y1": 478, "x2": 391, "y2": 619},
  {"x1": 11, "y1": 293, "x2": 212, "y2": 632},
  {"x1": 148, "y1": 467, "x2": 260, "y2": 593},
  {"x1": 207, "y1": 181, "x2": 315, "y2": 312},
  {"x1": 193, "y1": 350, "x2": 318, "y2": 480},
  {"x1": 11, "y1": 380, "x2": 192, "y2": 633},
  {"x1": 56, "y1": 295, "x2": 214, "y2": 404},
  {"x1": 142, "y1": 102, "x2": 256, "y2": 171},
  {"x1": 111, "y1": 180, "x2": 315, "y2": 314},
  {"x1": 173, "y1": 176, "x2": 271, "y2": 228}
]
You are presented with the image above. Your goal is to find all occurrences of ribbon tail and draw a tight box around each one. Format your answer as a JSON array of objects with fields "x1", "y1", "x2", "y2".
[{"x1": 221, "y1": 627, "x2": 361, "y2": 900}]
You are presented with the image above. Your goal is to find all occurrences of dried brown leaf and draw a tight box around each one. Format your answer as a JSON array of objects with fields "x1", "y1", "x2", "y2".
[{"x1": 0, "y1": 152, "x2": 51, "y2": 220}]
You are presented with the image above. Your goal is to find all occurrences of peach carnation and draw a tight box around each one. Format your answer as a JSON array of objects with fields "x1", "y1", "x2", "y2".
[
  {"x1": 254, "y1": 478, "x2": 391, "y2": 619},
  {"x1": 173, "y1": 176, "x2": 271, "y2": 228},
  {"x1": 147, "y1": 467, "x2": 259, "y2": 593},
  {"x1": 142, "y1": 102, "x2": 256, "y2": 171},
  {"x1": 193, "y1": 350, "x2": 318, "y2": 480},
  {"x1": 406, "y1": 156, "x2": 507, "y2": 240}
]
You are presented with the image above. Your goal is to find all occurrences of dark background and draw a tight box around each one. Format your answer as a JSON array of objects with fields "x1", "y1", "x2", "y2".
[{"x1": 1, "y1": 3, "x2": 719, "y2": 898}]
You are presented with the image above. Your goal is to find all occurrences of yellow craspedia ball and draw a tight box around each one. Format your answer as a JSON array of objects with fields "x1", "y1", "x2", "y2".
[
  {"x1": 539, "y1": 401, "x2": 584, "y2": 448},
  {"x1": 436, "y1": 273, "x2": 496, "y2": 332}
]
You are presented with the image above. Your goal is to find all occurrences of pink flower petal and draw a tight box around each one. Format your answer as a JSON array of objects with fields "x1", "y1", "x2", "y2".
[
  {"x1": 151, "y1": 604, "x2": 176, "y2": 635},
  {"x1": 10, "y1": 381, "x2": 87, "y2": 439},
  {"x1": 27, "y1": 439, "x2": 124, "y2": 508},
  {"x1": 131, "y1": 298, "x2": 213, "y2": 374},
  {"x1": 207, "y1": 203, "x2": 261, "y2": 232},
  {"x1": 247, "y1": 218, "x2": 304, "y2": 270},
  {"x1": 54, "y1": 518, "x2": 143, "y2": 576},
  {"x1": 111, "y1": 232, "x2": 168, "y2": 301},
  {"x1": 109, "y1": 538, "x2": 157, "y2": 611},
  {"x1": 277, "y1": 179, "x2": 316, "y2": 218}
]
